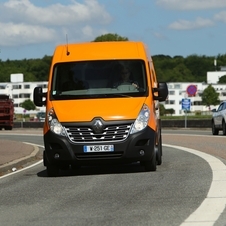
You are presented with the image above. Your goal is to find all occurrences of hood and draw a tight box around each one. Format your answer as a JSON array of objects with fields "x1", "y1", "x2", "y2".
[{"x1": 51, "y1": 97, "x2": 146, "y2": 122}]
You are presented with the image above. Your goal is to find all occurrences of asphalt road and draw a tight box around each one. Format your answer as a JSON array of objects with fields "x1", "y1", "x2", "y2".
[{"x1": 0, "y1": 129, "x2": 226, "y2": 226}]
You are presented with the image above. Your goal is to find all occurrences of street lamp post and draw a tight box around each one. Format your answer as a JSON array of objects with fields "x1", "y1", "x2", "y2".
[{"x1": 214, "y1": 57, "x2": 217, "y2": 71}]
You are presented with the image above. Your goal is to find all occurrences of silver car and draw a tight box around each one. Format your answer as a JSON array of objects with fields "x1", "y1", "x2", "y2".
[{"x1": 211, "y1": 101, "x2": 226, "y2": 135}]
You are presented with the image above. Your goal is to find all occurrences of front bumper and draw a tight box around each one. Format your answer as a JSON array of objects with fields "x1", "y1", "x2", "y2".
[{"x1": 44, "y1": 126, "x2": 156, "y2": 167}]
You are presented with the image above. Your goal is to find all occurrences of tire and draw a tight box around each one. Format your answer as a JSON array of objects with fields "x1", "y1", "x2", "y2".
[
  {"x1": 212, "y1": 121, "x2": 219, "y2": 135},
  {"x1": 43, "y1": 151, "x2": 59, "y2": 177},
  {"x1": 222, "y1": 121, "x2": 226, "y2": 136},
  {"x1": 141, "y1": 151, "x2": 157, "y2": 172},
  {"x1": 5, "y1": 126, "x2": 12, "y2": 130},
  {"x1": 46, "y1": 165, "x2": 59, "y2": 177},
  {"x1": 156, "y1": 135, "x2": 162, "y2": 166}
]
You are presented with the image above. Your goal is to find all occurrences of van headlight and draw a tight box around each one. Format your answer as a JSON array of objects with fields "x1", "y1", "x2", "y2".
[
  {"x1": 130, "y1": 104, "x2": 150, "y2": 134},
  {"x1": 48, "y1": 108, "x2": 66, "y2": 136}
]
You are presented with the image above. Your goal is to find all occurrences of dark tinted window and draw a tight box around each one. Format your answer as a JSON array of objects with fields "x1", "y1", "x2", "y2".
[{"x1": 51, "y1": 60, "x2": 147, "y2": 100}]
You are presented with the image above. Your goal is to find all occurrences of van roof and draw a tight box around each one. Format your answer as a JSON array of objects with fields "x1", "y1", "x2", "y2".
[{"x1": 52, "y1": 41, "x2": 150, "y2": 62}]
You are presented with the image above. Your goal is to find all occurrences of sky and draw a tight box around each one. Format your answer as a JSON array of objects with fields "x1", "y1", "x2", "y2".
[{"x1": 0, "y1": 0, "x2": 226, "y2": 61}]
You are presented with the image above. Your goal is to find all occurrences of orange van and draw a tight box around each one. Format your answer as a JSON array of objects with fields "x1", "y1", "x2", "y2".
[{"x1": 33, "y1": 41, "x2": 168, "y2": 176}]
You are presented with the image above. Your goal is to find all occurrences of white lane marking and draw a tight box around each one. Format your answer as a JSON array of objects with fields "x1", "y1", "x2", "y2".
[
  {"x1": 0, "y1": 144, "x2": 44, "y2": 180},
  {"x1": 0, "y1": 133, "x2": 42, "y2": 136},
  {"x1": 164, "y1": 144, "x2": 226, "y2": 226}
]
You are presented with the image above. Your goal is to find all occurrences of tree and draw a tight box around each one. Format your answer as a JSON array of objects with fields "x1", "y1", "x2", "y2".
[
  {"x1": 20, "y1": 99, "x2": 36, "y2": 111},
  {"x1": 218, "y1": 75, "x2": 226, "y2": 84},
  {"x1": 184, "y1": 54, "x2": 214, "y2": 82},
  {"x1": 93, "y1": 33, "x2": 128, "y2": 42},
  {"x1": 165, "y1": 108, "x2": 175, "y2": 115},
  {"x1": 202, "y1": 84, "x2": 220, "y2": 107},
  {"x1": 159, "y1": 104, "x2": 166, "y2": 116}
]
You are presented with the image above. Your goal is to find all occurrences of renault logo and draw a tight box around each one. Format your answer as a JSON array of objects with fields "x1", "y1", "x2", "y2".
[{"x1": 93, "y1": 119, "x2": 104, "y2": 133}]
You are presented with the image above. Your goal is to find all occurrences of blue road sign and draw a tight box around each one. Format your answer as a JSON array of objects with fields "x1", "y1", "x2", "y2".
[{"x1": 182, "y1": 98, "x2": 191, "y2": 111}]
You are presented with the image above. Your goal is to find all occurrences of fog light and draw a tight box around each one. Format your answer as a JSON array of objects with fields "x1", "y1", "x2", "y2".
[
  {"x1": 139, "y1": 150, "x2": 145, "y2": 156},
  {"x1": 54, "y1": 153, "x2": 60, "y2": 159}
]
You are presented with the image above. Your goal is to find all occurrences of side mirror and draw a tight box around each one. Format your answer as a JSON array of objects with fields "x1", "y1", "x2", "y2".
[
  {"x1": 211, "y1": 109, "x2": 217, "y2": 112},
  {"x1": 33, "y1": 87, "x2": 47, "y2": 107},
  {"x1": 153, "y1": 82, "x2": 168, "y2": 102}
]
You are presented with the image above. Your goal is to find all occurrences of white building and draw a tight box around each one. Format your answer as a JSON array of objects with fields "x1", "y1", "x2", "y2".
[
  {"x1": 207, "y1": 71, "x2": 226, "y2": 84},
  {"x1": 0, "y1": 81, "x2": 47, "y2": 114},
  {"x1": 164, "y1": 69, "x2": 226, "y2": 115},
  {"x1": 165, "y1": 82, "x2": 226, "y2": 115}
]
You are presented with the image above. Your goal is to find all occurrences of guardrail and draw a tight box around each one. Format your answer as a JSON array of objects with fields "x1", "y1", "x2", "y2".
[
  {"x1": 13, "y1": 121, "x2": 44, "y2": 128},
  {"x1": 12, "y1": 119, "x2": 211, "y2": 129},
  {"x1": 161, "y1": 119, "x2": 211, "y2": 128}
]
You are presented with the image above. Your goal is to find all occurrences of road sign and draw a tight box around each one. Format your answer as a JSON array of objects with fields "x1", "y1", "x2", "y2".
[
  {"x1": 186, "y1": 84, "x2": 197, "y2": 96},
  {"x1": 182, "y1": 98, "x2": 191, "y2": 111}
]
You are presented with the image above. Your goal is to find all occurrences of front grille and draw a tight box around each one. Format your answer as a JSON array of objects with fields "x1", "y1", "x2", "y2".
[{"x1": 65, "y1": 123, "x2": 132, "y2": 143}]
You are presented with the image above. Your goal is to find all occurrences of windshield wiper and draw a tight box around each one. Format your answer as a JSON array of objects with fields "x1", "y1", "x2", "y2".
[{"x1": 108, "y1": 93, "x2": 133, "y2": 98}]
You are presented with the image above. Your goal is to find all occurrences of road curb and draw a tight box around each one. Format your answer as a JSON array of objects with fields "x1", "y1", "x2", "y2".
[{"x1": 0, "y1": 144, "x2": 41, "y2": 175}]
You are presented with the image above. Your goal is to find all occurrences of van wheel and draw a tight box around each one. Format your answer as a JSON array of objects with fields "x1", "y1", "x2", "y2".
[
  {"x1": 46, "y1": 165, "x2": 59, "y2": 177},
  {"x1": 156, "y1": 135, "x2": 162, "y2": 165},
  {"x1": 44, "y1": 151, "x2": 59, "y2": 177},
  {"x1": 141, "y1": 153, "x2": 157, "y2": 172}
]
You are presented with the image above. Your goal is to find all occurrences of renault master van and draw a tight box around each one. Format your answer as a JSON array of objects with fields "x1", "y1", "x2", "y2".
[{"x1": 33, "y1": 41, "x2": 168, "y2": 176}]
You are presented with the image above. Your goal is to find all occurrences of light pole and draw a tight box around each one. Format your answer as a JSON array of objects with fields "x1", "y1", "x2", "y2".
[{"x1": 214, "y1": 57, "x2": 217, "y2": 71}]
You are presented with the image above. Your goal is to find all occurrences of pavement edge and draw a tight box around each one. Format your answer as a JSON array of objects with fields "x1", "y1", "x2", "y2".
[{"x1": 0, "y1": 145, "x2": 42, "y2": 176}]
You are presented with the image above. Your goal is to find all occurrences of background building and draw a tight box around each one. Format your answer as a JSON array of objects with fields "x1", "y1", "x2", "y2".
[
  {"x1": 0, "y1": 81, "x2": 47, "y2": 114},
  {"x1": 165, "y1": 82, "x2": 226, "y2": 115},
  {"x1": 207, "y1": 70, "x2": 226, "y2": 84}
]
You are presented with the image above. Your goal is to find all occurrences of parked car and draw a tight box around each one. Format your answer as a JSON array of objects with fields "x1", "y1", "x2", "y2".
[
  {"x1": 36, "y1": 111, "x2": 46, "y2": 122},
  {"x1": 211, "y1": 101, "x2": 226, "y2": 135}
]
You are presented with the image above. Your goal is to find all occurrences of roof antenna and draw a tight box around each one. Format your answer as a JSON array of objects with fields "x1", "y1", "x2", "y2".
[{"x1": 66, "y1": 34, "x2": 70, "y2": 56}]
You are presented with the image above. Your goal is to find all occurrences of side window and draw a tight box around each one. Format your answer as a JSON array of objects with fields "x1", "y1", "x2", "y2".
[
  {"x1": 223, "y1": 102, "x2": 226, "y2": 110},
  {"x1": 218, "y1": 103, "x2": 224, "y2": 111}
]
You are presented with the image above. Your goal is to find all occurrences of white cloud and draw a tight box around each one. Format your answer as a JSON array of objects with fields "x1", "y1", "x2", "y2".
[
  {"x1": 2, "y1": 0, "x2": 111, "y2": 25},
  {"x1": 153, "y1": 32, "x2": 167, "y2": 40},
  {"x1": 0, "y1": 0, "x2": 112, "y2": 46},
  {"x1": 156, "y1": 0, "x2": 226, "y2": 10},
  {"x1": 82, "y1": 25, "x2": 94, "y2": 38},
  {"x1": 168, "y1": 17, "x2": 214, "y2": 30},
  {"x1": 214, "y1": 11, "x2": 226, "y2": 23},
  {"x1": 0, "y1": 22, "x2": 57, "y2": 46}
]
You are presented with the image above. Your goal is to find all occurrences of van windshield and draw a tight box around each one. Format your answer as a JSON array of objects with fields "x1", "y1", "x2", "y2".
[{"x1": 51, "y1": 60, "x2": 147, "y2": 100}]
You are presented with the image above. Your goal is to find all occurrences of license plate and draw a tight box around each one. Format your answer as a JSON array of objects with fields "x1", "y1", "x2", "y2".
[{"x1": 83, "y1": 145, "x2": 114, "y2": 153}]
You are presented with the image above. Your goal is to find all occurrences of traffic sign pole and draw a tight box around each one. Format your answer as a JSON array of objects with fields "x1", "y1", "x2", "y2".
[
  {"x1": 181, "y1": 98, "x2": 191, "y2": 128},
  {"x1": 185, "y1": 109, "x2": 187, "y2": 128}
]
